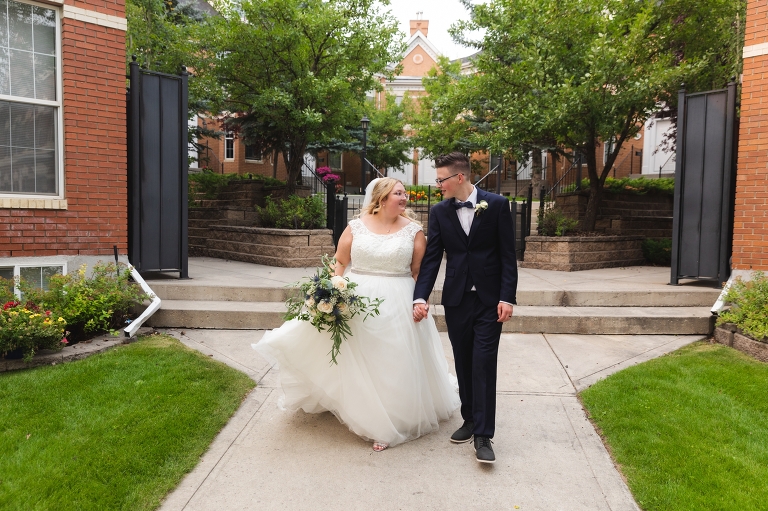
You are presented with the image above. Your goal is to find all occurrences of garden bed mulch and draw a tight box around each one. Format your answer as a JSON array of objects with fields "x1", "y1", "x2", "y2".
[
  {"x1": 0, "y1": 327, "x2": 154, "y2": 373},
  {"x1": 714, "y1": 323, "x2": 768, "y2": 363}
]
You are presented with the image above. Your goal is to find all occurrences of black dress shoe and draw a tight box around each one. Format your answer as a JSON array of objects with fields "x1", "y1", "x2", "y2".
[
  {"x1": 474, "y1": 436, "x2": 495, "y2": 464},
  {"x1": 450, "y1": 420, "x2": 474, "y2": 443}
]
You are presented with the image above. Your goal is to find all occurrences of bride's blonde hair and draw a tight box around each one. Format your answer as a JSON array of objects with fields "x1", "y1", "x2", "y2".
[{"x1": 361, "y1": 177, "x2": 420, "y2": 225}]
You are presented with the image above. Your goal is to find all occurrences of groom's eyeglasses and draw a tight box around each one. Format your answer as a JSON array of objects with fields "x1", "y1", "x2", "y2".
[{"x1": 435, "y1": 173, "x2": 460, "y2": 185}]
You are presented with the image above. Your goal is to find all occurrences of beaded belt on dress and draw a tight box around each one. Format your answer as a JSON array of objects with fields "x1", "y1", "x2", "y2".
[{"x1": 351, "y1": 269, "x2": 412, "y2": 278}]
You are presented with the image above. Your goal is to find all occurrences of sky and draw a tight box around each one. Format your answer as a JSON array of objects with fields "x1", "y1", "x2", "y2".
[{"x1": 384, "y1": 0, "x2": 479, "y2": 60}]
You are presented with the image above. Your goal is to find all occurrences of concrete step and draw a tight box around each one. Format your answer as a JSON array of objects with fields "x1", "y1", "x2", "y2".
[
  {"x1": 144, "y1": 300, "x2": 713, "y2": 335},
  {"x1": 147, "y1": 283, "x2": 720, "y2": 308}
]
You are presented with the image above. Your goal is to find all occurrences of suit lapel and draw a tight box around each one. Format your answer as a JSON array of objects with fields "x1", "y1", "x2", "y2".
[
  {"x1": 467, "y1": 190, "x2": 486, "y2": 245},
  {"x1": 446, "y1": 199, "x2": 469, "y2": 243}
]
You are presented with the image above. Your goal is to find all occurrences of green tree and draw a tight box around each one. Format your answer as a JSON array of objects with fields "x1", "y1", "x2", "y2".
[
  {"x1": 192, "y1": 0, "x2": 404, "y2": 193},
  {"x1": 453, "y1": 0, "x2": 745, "y2": 230}
]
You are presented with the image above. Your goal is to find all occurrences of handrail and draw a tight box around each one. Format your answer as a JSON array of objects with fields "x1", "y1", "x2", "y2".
[
  {"x1": 475, "y1": 164, "x2": 501, "y2": 187},
  {"x1": 363, "y1": 157, "x2": 385, "y2": 179},
  {"x1": 610, "y1": 150, "x2": 632, "y2": 175},
  {"x1": 546, "y1": 159, "x2": 579, "y2": 196},
  {"x1": 124, "y1": 267, "x2": 161, "y2": 338}
]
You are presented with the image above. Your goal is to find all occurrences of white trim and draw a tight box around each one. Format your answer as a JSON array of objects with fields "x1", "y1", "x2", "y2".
[
  {"x1": 743, "y1": 42, "x2": 768, "y2": 59},
  {"x1": 123, "y1": 267, "x2": 160, "y2": 338},
  {"x1": 62, "y1": 5, "x2": 127, "y2": 31},
  {"x1": 404, "y1": 30, "x2": 442, "y2": 62},
  {"x1": 0, "y1": 198, "x2": 67, "y2": 208}
]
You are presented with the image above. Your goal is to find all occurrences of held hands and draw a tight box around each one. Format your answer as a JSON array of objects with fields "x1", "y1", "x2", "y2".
[
  {"x1": 497, "y1": 302, "x2": 513, "y2": 323},
  {"x1": 413, "y1": 302, "x2": 429, "y2": 323}
]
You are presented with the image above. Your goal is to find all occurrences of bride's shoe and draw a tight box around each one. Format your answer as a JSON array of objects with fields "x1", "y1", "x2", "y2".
[{"x1": 372, "y1": 442, "x2": 389, "y2": 452}]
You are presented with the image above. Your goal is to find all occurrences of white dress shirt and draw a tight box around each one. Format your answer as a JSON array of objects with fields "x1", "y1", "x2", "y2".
[{"x1": 456, "y1": 187, "x2": 478, "y2": 236}]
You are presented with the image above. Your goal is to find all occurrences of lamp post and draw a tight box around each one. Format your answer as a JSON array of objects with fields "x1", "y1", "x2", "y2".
[{"x1": 360, "y1": 115, "x2": 369, "y2": 193}]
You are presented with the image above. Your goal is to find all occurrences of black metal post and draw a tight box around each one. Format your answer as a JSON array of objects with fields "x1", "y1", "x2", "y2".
[
  {"x1": 718, "y1": 80, "x2": 738, "y2": 287},
  {"x1": 670, "y1": 86, "x2": 686, "y2": 285},
  {"x1": 360, "y1": 116, "x2": 369, "y2": 193},
  {"x1": 575, "y1": 153, "x2": 582, "y2": 191},
  {"x1": 326, "y1": 181, "x2": 336, "y2": 230},
  {"x1": 180, "y1": 65, "x2": 189, "y2": 278}
]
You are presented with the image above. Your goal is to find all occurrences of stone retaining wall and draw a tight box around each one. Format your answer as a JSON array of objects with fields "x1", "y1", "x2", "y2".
[
  {"x1": 556, "y1": 192, "x2": 673, "y2": 238},
  {"x1": 713, "y1": 324, "x2": 768, "y2": 363},
  {"x1": 200, "y1": 225, "x2": 335, "y2": 267},
  {"x1": 521, "y1": 235, "x2": 645, "y2": 271}
]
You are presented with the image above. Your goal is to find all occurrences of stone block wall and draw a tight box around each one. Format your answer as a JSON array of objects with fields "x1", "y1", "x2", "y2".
[
  {"x1": 556, "y1": 192, "x2": 673, "y2": 238},
  {"x1": 521, "y1": 235, "x2": 645, "y2": 271}
]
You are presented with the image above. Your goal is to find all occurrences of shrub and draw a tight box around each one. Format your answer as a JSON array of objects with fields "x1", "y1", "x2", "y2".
[
  {"x1": 257, "y1": 195, "x2": 325, "y2": 229},
  {"x1": 0, "y1": 301, "x2": 67, "y2": 361},
  {"x1": 0, "y1": 277, "x2": 14, "y2": 304},
  {"x1": 537, "y1": 205, "x2": 579, "y2": 236},
  {"x1": 561, "y1": 177, "x2": 675, "y2": 195},
  {"x1": 19, "y1": 263, "x2": 148, "y2": 343},
  {"x1": 231, "y1": 173, "x2": 285, "y2": 187},
  {"x1": 717, "y1": 272, "x2": 768, "y2": 341},
  {"x1": 641, "y1": 238, "x2": 672, "y2": 266},
  {"x1": 188, "y1": 169, "x2": 232, "y2": 206}
]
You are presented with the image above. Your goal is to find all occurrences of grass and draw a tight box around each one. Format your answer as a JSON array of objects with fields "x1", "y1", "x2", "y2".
[
  {"x1": 0, "y1": 334, "x2": 255, "y2": 510},
  {"x1": 581, "y1": 342, "x2": 768, "y2": 511}
]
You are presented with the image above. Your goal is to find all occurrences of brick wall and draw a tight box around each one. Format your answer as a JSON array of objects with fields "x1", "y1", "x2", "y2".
[
  {"x1": 1, "y1": 0, "x2": 127, "y2": 258},
  {"x1": 733, "y1": 0, "x2": 768, "y2": 271}
]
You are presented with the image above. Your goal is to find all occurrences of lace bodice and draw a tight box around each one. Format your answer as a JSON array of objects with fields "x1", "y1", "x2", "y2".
[{"x1": 349, "y1": 218, "x2": 422, "y2": 275}]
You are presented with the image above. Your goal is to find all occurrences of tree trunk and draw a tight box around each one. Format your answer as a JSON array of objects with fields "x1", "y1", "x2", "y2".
[
  {"x1": 531, "y1": 149, "x2": 543, "y2": 198},
  {"x1": 580, "y1": 146, "x2": 601, "y2": 231},
  {"x1": 284, "y1": 144, "x2": 305, "y2": 195},
  {"x1": 272, "y1": 149, "x2": 279, "y2": 179}
]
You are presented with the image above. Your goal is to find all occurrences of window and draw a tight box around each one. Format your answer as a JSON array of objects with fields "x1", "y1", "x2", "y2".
[
  {"x1": 0, "y1": 263, "x2": 64, "y2": 298},
  {"x1": 0, "y1": 0, "x2": 61, "y2": 197},
  {"x1": 244, "y1": 143, "x2": 262, "y2": 162},
  {"x1": 224, "y1": 131, "x2": 234, "y2": 160},
  {"x1": 328, "y1": 151, "x2": 341, "y2": 170}
]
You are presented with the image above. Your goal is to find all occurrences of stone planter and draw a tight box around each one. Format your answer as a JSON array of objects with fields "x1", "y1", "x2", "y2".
[
  {"x1": 521, "y1": 235, "x2": 645, "y2": 271},
  {"x1": 202, "y1": 225, "x2": 335, "y2": 267},
  {"x1": 713, "y1": 324, "x2": 768, "y2": 363}
]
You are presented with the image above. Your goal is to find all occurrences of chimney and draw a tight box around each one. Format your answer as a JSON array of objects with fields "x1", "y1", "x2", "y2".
[{"x1": 410, "y1": 12, "x2": 428, "y2": 37}]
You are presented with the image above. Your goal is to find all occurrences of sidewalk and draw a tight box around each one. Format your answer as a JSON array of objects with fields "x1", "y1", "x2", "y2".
[{"x1": 157, "y1": 326, "x2": 703, "y2": 511}]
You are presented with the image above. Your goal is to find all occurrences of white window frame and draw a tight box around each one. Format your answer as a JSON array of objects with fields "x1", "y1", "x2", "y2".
[
  {"x1": 0, "y1": 262, "x2": 66, "y2": 298},
  {"x1": 0, "y1": 0, "x2": 64, "y2": 200},
  {"x1": 224, "y1": 131, "x2": 235, "y2": 160}
]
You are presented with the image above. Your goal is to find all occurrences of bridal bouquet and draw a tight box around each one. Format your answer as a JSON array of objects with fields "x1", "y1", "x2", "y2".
[{"x1": 285, "y1": 255, "x2": 383, "y2": 365}]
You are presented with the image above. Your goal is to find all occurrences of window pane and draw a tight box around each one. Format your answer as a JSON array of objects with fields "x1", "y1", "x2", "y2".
[
  {"x1": 0, "y1": 145, "x2": 9, "y2": 190},
  {"x1": 10, "y1": 101, "x2": 33, "y2": 148},
  {"x1": 33, "y1": 53, "x2": 55, "y2": 100},
  {"x1": 19, "y1": 266, "x2": 41, "y2": 289},
  {"x1": 8, "y1": 0, "x2": 31, "y2": 51},
  {"x1": 32, "y1": 6, "x2": 55, "y2": 56},
  {"x1": 0, "y1": 101, "x2": 57, "y2": 194},
  {"x1": 0, "y1": 48, "x2": 8, "y2": 96},
  {"x1": 10, "y1": 48, "x2": 33, "y2": 98},
  {"x1": 0, "y1": 100, "x2": 8, "y2": 146},
  {"x1": 41, "y1": 265, "x2": 61, "y2": 290},
  {"x1": 0, "y1": 0, "x2": 8, "y2": 48},
  {"x1": 0, "y1": 266, "x2": 13, "y2": 282},
  {"x1": 34, "y1": 104, "x2": 54, "y2": 149},
  {"x1": 35, "y1": 148, "x2": 54, "y2": 192}
]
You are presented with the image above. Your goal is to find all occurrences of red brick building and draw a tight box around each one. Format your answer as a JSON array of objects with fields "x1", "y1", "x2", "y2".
[
  {"x1": 0, "y1": 0, "x2": 127, "y2": 284},
  {"x1": 733, "y1": 0, "x2": 768, "y2": 272}
]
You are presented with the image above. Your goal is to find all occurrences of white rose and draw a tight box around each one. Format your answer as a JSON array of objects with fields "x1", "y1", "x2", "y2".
[
  {"x1": 305, "y1": 297, "x2": 315, "y2": 308},
  {"x1": 331, "y1": 276, "x2": 347, "y2": 290},
  {"x1": 317, "y1": 301, "x2": 334, "y2": 314},
  {"x1": 336, "y1": 302, "x2": 349, "y2": 316}
]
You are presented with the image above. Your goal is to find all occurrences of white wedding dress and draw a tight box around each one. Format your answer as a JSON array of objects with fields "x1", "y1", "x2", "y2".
[{"x1": 252, "y1": 218, "x2": 460, "y2": 447}]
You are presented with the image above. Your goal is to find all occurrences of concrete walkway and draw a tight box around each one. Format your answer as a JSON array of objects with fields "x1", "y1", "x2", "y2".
[{"x1": 158, "y1": 326, "x2": 703, "y2": 511}]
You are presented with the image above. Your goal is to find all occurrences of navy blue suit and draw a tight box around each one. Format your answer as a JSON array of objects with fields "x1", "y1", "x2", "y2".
[{"x1": 414, "y1": 188, "x2": 518, "y2": 438}]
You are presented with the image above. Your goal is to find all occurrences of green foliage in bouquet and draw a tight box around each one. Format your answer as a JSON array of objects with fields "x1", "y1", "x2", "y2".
[
  {"x1": 20, "y1": 263, "x2": 148, "y2": 341},
  {"x1": 0, "y1": 301, "x2": 67, "y2": 361},
  {"x1": 257, "y1": 195, "x2": 325, "y2": 229},
  {"x1": 285, "y1": 255, "x2": 383, "y2": 365},
  {"x1": 717, "y1": 272, "x2": 768, "y2": 341}
]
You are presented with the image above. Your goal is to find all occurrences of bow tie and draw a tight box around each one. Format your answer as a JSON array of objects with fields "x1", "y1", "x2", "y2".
[{"x1": 453, "y1": 200, "x2": 474, "y2": 210}]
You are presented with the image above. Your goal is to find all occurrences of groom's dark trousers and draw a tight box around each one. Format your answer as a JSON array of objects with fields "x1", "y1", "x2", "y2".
[{"x1": 414, "y1": 188, "x2": 518, "y2": 439}]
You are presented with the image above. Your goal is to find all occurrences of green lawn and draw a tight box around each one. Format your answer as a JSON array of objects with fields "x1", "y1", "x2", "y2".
[
  {"x1": 581, "y1": 342, "x2": 768, "y2": 511},
  {"x1": 0, "y1": 334, "x2": 255, "y2": 510}
]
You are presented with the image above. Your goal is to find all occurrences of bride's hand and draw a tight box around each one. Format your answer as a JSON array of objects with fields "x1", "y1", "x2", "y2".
[{"x1": 413, "y1": 302, "x2": 429, "y2": 322}]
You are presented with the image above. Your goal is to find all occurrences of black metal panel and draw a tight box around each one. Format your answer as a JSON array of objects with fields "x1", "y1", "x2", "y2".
[
  {"x1": 671, "y1": 84, "x2": 737, "y2": 286},
  {"x1": 127, "y1": 60, "x2": 189, "y2": 277}
]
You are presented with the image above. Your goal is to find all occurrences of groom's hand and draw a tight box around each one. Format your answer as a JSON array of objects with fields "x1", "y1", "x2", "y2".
[
  {"x1": 497, "y1": 302, "x2": 513, "y2": 323},
  {"x1": 413, "y1": 302, "x2": 429, "y2": 322}
]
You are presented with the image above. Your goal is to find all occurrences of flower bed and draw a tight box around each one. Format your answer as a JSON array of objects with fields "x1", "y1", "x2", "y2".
[
  {"x1": 0, "y1": 262, "x2": 148, "y2": 362},
  {"x1": 714, "y1": 272, "x2": 768, "y2": 362}
]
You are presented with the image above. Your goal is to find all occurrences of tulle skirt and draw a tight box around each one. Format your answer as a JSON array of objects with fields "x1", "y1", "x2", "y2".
[{"x1": 252, "y1": 272, "x2": 460, "y2": 447}]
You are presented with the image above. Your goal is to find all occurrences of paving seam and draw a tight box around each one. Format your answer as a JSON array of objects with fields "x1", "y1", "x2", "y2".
[
  {"x1": 542, "y1": 334, "x2": 579, "y2": 392},
  {"x1": 497, "y1": 390, "x2": 575, "y2": 397},
  {"x1": 574, "y1": 335, "x2": 707, "y2": 384}
]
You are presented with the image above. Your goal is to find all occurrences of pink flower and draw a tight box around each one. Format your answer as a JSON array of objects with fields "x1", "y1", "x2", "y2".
[
  {"x1": 322, "y1": 173, "x2": 341, "y2": 183},
  {"x1": 3, "y1": 301, "x2": 19, "y2": 310},
  {"x1": 316, "y1": 166, "x2": 332, "y2": 177},
  {"x1": 61, "y1": 338, "x2": 69, "y2": 345}
]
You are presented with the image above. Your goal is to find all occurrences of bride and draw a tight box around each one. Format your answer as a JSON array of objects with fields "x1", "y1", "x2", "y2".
[{"x1": 252, "y1": 177, "x2": 460, "y2": 451}]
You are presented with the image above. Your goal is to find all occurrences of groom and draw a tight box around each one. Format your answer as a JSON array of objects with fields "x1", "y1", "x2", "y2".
[{"x1": 413, "y1": 152, "x2": 518, "y2": 464}]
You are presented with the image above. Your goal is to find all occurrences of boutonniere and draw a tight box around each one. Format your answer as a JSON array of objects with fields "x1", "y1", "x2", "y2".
[{"x1": 474, "y1": 200, "x2": 488, "y2": 216}]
